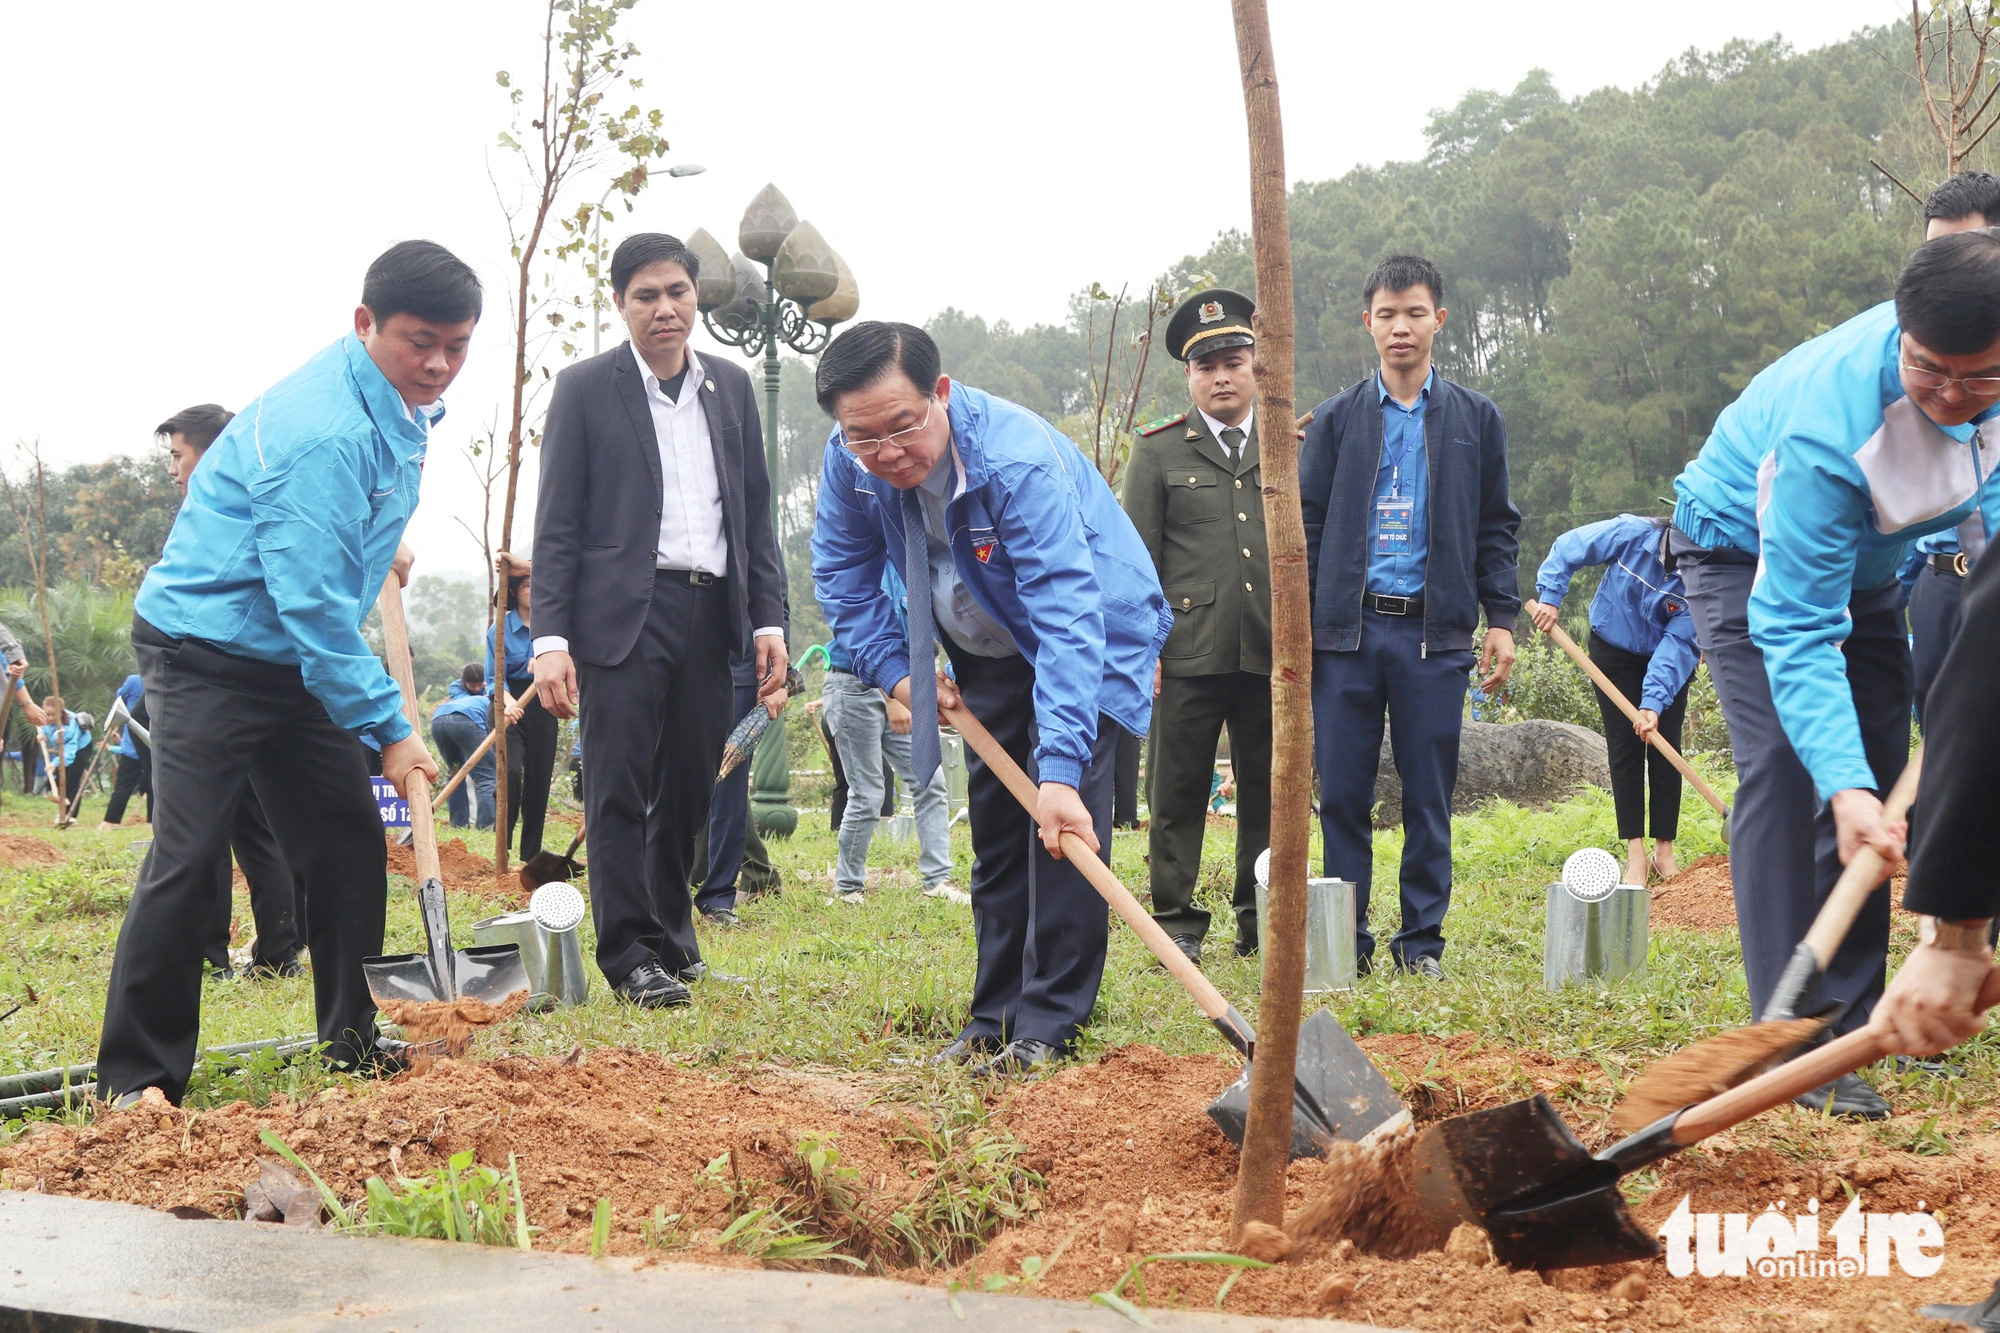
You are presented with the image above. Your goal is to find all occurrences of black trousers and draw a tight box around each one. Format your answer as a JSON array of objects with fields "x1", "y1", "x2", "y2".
[
  {"x1": 1909, "y1": 561, "x2": 1966, "y2": 729},
  {"x1": 503, "y1": 689, "x2": 558, "y2": 858},
  {"x1": 98, "y1": 619, "x2": 388, "y2": 1102},
  {"x1": 1113, "y1": 729, "x2": 1142, "y2": 827},
  {"x1": 105, "y1": 696, "x2": 153, "y2": 824},
  {"x1": 54, "y1": 743, "x2": 94, "y2": 821},
  {"x1": 946, "y1": 642, "x2": 1119, "y2": 1051},
  {"x1": 202, "y1": 790, "x2": 306, "y2": 972},
  {"x1": 1145, "y1": 670, "x2": 1271, "y2": 946},
  {"x1": 1588, "y1": 633, "x2": 1690, "y2": 842},
  {"x1": 577, "y1": 573, "x2": 734, "y2": 984}
]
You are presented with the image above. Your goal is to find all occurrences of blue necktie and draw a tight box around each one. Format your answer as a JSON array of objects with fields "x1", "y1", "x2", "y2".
[{"x1": 902, "y1": 488, "x2": 941, "y2": 786}]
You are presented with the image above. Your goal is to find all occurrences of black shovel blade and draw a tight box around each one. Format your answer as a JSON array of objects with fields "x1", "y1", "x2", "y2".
[
  {"x1": 1411, "y1": 1095, "x2": 1661, "y2": 1270},
  {"x1": 1206, "y1": 1009, "x2": 1406, "y2": 1159},
  {"x1": 518, "y1": 851, "x2": 582, "y2": 891}
]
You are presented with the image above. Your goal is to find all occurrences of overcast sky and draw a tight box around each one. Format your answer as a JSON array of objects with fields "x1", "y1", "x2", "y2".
[{"x1": 0, "y1": 0, "x2": 1898, "y2": 576}]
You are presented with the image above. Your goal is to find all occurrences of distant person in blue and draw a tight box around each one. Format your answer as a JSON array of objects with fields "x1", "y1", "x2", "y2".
[
  {"x1": 1668, "y1": 229, "x2": 2000, "y2": 1119},
  {"x1": 96, "y1": 241, "x2": 479, "y2": 1105},
  {"x1": 1905, "y1": 173, "x2": 2000, "y2": 727},
  {"x1": 1525, "y1": 515, "x2": 1699, "y2": 887},
  {"x1": 1299, "y1": 254, "x2": 1521, "y2": 979},
  {"x1": 429, "y1": 662, "x2": 497, "y2": 829},
  {"x1": 812, "y1": 321, "x2": 1169, "y2": 1077},
  {"x1": 37, "y1": 695, "x2": 93, "y2": 822},
  {"x1": 487, "y1": 558, "x2": 552, "y2": 858},
  {"x1": 101, "y1": 672, "x2": 151, "y2": 829}
]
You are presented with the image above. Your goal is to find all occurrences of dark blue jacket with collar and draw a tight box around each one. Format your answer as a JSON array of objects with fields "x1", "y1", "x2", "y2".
[
  {"x1": 811, "y1": 382, "x2": 1171, "y2": 790},
  {"x1": 1299, "y1": 373, "x2": 1521, "y2": 653}
]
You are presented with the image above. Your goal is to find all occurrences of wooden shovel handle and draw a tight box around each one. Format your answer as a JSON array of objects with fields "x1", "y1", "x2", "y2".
[
  {"x1": 1675, "y1": 965, "x2": 2000, "y2": 1144},
  {"x1": 376, "y1": 573, "x2": 441, "y2": 886},
  {"x1": 1800, "y1": 746, "x2": 1923, "y2": 967},
  {"x1": 1543, "y1": 621, "x2": 1730, "y2": 822},
  {"x1": 432, "y1": 688, "x2": 522, "y2": 804},
  {"x1": 940, "y1": 693, "x2": 1235, "y2": 1024}
]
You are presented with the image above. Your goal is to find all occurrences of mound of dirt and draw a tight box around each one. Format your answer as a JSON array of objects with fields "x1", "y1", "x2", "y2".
[
  {"x1": 0, "y1": 833, "x2": 62, "y2": 868},
  {"x1": 6, "y1": 1039, "x2": 1998, "y2": 1331},
  {"x1": 1650, "y1": 854, "x2": 1736, "y2": 932},
  {"x1": 385, "y1": 836, "x2": 513, "y2": 900}
]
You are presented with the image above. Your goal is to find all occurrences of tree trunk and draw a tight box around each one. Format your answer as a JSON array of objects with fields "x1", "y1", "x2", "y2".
[
  {"x1": 33, "y1": 461, "x2": 65, "y2": 821},
  {"x1": 1229, "y1": 0, "x2": 1309, "y2": 1238}
]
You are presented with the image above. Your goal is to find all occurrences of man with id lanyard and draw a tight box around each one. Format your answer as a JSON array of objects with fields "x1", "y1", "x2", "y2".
[{"x1": 1299, "y1": 254, "x2": 1521, "y2": 977}]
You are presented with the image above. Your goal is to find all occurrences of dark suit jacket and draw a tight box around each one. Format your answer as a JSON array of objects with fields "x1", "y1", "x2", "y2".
[{"x1": 534, "y1": 345, "x2": 786, "y2": 667}]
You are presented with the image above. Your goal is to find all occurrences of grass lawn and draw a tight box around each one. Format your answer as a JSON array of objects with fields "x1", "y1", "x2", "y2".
[{"x1": 13, "y1": 746, "x2": 1989, "y2": 1122}]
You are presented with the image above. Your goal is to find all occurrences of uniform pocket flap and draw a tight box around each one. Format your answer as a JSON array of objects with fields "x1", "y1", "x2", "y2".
[
  {"x1": 1165, "y1": 580, "x2": 1216, "y2": 612},
  {"x1": 1168, "y1": 472, "x2": 1218, "y2": 489}
]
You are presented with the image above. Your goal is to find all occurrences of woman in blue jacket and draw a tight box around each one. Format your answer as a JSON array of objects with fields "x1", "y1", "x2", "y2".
[
  {"x1": 487, "y1": 565, "x2": 548, "y2": 858},
  {"x1": 38, "y1": 695, "x2": 95, "y2": 823},
  {"x1": 1525, "y1": 515, "x2": 1700, "y2": 887}
]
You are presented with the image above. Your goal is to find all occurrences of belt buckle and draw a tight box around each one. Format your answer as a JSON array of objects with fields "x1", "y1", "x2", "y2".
[
  {"x1": 689, "y1": 570, "x2": 716, "y2": 587},
  {"x1": 1952, "y1": 552, "x2": 1971, "y2": 577},
  {"x1": 1376, "y1": 594, "x2": 1411, "y2": 616}
]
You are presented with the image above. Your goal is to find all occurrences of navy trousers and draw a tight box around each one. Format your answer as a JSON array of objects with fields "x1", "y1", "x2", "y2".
[
  {"x1": 1909, "y1": 560, "x2": 1966, "y2": 729},
  {"x1": 1312, "y1": 609, "x2": 1473, "y2": 967},
  {"x1": 1673, "y1": 533, "x2": 1908, "y2": 1036},
  {"x1": 946, "y1": 642, "x2": 1119, "y2": 1052},
  {"x1": 692, "y1": 678, "x2": 755, "y2": 916}
]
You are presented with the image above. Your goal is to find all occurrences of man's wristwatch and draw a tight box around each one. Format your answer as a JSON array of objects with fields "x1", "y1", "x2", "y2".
[{"x1": 1920, "y1": 916, "x2": 1997, "y2": 954}]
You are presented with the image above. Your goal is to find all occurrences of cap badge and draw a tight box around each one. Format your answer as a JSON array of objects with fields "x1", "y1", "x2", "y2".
[{"x1": 1198, "y1": 301, "x2": 1224, "y2": 324}]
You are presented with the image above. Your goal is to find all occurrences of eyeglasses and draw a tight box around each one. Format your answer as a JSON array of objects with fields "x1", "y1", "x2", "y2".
[
  {"x1": 838, "y1": 400, "x2": 934, "y2": 457},
  {"x1": 1901, "y1": 361, "x2": 2000, "y2": 398}
]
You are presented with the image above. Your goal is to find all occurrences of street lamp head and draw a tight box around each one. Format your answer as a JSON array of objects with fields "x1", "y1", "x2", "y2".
[
  {"x1": 666, "y1": 163, "x2": 707, "y2": 177},
  {"x1": 686, "y1": 228, "x2": 735, "y2": 310},
  {"x1": 739, "y1": 183, "x2": 799, "y2": 263},
  {"x1": 807, "y1": 250, "x2": 860, "y2": 326},
  {"x1": 771, "y1": 220, "x2": 839, "y2": 304},
  {"x1": 711, "y1": 252, "x2": 765, "y2": 333}
]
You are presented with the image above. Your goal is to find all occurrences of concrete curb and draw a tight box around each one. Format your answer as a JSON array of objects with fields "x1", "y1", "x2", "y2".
[{"x1": 0, "y1": 1191, "x2": 1407, "y2": 1332}]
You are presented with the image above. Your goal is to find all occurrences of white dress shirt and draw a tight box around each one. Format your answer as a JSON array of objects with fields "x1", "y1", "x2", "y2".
[
  {"x1": 1197, "y1": 404, "x2": 1253, "y2": 459},
  {"x1": 531, "y1": 344, "x2": 781, "y2": 658}
]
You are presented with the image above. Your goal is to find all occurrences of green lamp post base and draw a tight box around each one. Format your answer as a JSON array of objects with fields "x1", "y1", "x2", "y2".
[{"x1": 750, "y1": 712, "x2": 797, "y2": 837}]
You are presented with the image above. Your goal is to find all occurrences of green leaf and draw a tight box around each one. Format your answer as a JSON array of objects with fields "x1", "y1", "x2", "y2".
[
  {"x1": 591, "y1": 1198, "x2": 612, "y2": 1257},
  {"x1": 1089, "y1": 1292, "x2": 1156, "y2": 1327}
]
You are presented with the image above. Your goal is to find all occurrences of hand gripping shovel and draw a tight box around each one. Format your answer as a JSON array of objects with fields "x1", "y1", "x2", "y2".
[
  {"x1": 941, "y1": 694, "x2": 1404, "y2": 1157},
  {"x1": 1614, "y1": 748, "x2": 1923, "y2": 1129},
  {"x1": 1411, "y1": 967, "x2": 2000, "y2": 1271},
  {"x1": 1541, "y1": 620, "x2": 1730, "y2": 839},
  {"x1": 362, "y1": 574, "x2": 531, "y2": 1015}
]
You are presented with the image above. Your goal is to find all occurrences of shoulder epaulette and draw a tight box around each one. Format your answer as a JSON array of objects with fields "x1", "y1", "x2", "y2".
[{"x1": 1138, "y1": 413, "x2": 1187, "y2": 437}]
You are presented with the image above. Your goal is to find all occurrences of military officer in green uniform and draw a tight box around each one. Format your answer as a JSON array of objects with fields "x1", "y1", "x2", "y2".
[{"x1": 1121, "y1": 288, "x2": 1271, "y2": 965}]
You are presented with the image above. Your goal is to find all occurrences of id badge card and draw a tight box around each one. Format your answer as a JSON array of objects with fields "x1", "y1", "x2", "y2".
[{"x1": 1375, "y1": 496, "x2": 1414, "y2": 555}]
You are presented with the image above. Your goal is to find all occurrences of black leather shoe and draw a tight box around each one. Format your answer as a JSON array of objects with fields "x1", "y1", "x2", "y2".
[
  {"x1": 1404, "y1": 955, "x2": 1445, "y2": 980},
  {"x1": 1794, "y1": 1072, "x2": 1890, "y2": 1119},
  {"x1": 1167, "y1": 933, "x2": 1202, "y2": 967},
  {"x1": 612, "y1": 960, "x2": 693, "y2": 1009},
  {"x1": 929, "y1": 1036, "x2": 994, "y2": 1067},
  {"x1": 674, "y1": 961, "x2": 746, "y2": 985},
  {"x1": 246, "y1": 956, "x2": 306, "y2": 980},
  {"x1": 1891, "y1": 1053, "x2": 1966, "y2": 1079},
  {"x1": 1233, "y1": 931, "x2": 1258, "y2": 958},
  {"x1": 972, "y1": 1038, "x2": 1059, "y2": 1079},
  {"x1": 700, "y1": 908, "x2": 741, "y2": 927},
  {"x1": 363, "y1": 1037, "x2": 418, "y2": 1076},
  {"x1": 1922, "y1": 1275, "x2": 2000, "y2": 1329}
]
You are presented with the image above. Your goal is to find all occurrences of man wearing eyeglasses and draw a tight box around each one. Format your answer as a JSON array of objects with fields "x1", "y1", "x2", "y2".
[
  {"x1": 811, "y1": 321, "x2": 1171, "y2": 1077},
  {"x1": 1668, "y1": 228, "x2": 2000, "y2": 1119}
]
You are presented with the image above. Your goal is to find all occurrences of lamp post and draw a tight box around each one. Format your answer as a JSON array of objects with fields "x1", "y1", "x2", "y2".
[
  {"x1": 689, "y1": 184, "x2": 860, "y2": 836},
  {"x1": 591, "y1": 163, "x2": 707, "y2": 356}
]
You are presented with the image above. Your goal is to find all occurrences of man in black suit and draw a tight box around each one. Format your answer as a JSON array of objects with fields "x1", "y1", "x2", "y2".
[{"x1": 530, "y1": 232, "x2": 788, "y2": 1009}]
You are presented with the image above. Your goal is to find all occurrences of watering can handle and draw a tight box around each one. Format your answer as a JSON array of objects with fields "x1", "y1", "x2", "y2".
[{"x1": 939, "y1": 691, "x2": 1251, "y2": 1046}]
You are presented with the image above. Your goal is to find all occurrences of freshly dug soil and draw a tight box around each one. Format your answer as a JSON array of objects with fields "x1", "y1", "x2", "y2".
[
  {"x1": 6, "y1": 1039, "x2": 1998, "y2": 1331},
  {"x1": 384, "y1": 836, "x2": 512, "y2": 900},
  {"x1": 0, "y1": 834, "x2": 62, "y2": 867},
  {"x1": 1650, "y1": 854, "x2": 1737, "y2": 932},
  {"x1": 376, "y1": 990, "x2": 529, "y2": 1058}
]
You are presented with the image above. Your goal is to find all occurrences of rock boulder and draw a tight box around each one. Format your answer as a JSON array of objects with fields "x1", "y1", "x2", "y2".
[{"x1": 1370, "y1": 719, "x2": 1609, "y2": 828}]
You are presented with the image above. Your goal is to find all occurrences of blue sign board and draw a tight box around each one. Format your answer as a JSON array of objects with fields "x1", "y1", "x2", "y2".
[{"x1": 371, "y1": 776, "x2": 410, "y2": 828}]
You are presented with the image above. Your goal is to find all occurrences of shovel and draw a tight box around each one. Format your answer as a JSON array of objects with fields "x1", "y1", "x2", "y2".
[
  {"x1": 941, "y1": 694, "x2": 1405, "y2": 1158},
  {"x1": 1539, "y1": 620, "x2": 1730, "y2": 839},
  {"x1": 1614, "y1": 747, "x2": 1922, "y2": 1130},
  {"x1": 518, "y1": 821, "x2": 585, "y2": 891},
  {"x1": 395, "y1": 687, "x2": 522, "y2": 847},
  {"x1": 361, "y1": 574, "x2": 530, "y2": 1014},
  {"x1": 1411, "y1": 967, "x2": 2000, "y2": 1271}
]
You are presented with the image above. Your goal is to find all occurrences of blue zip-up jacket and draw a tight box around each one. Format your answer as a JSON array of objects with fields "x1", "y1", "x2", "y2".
[
  {"x1": 1672, "y1": 300, "x2": 2000, "y2": 798},
  {"x1": 41, "y1": 712, "x2": 90, "y2": 769},
  {"x1": 113, "y1": 673, "x2": 144, "y2": 759},
  {"x1": 483, "y1": 610, "x2": 532, "y2": 690},
  {"x1": 134, "y1": 335, "x2": 432, "y2": 747},
  {"x1": 431, "y1": 679, "x2": 491, "y2": 730},
  {"x1": 811, "y1": 382, "x2": 1172, "y2": 789},
  {"x1": 825, "y1": 562, "x2": 911, "y2": 675},
  {"x1": 1300, "y1": 373, "x2": 1521, "y2": 652},
  {"x1": 1533, "y1": 515, "x2": 1698, "y2": 713}
]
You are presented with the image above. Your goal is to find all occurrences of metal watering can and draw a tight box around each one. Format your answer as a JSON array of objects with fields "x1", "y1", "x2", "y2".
[
  {"x1": 1543, "y1": 848, "x2": 1649, "y2": 990},
  {"x1": 471, "y1": 881, "x2": 590, "y2": 1010}
]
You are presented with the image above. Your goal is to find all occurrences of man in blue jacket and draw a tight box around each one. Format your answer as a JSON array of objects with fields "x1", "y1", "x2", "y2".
[
  {"x1": 1669, "y1": 229, "x2": 2000, "y2": 1118},
  {"x1": 96, "y1": 240, "x2": 480, "y2": 1105},
  {"x1": 811, "y1": 322, "x2": 1169, "y2": 1076},
  {"x1": 1300, "y1": 254, "x2": 1521, "y2": 978}
]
